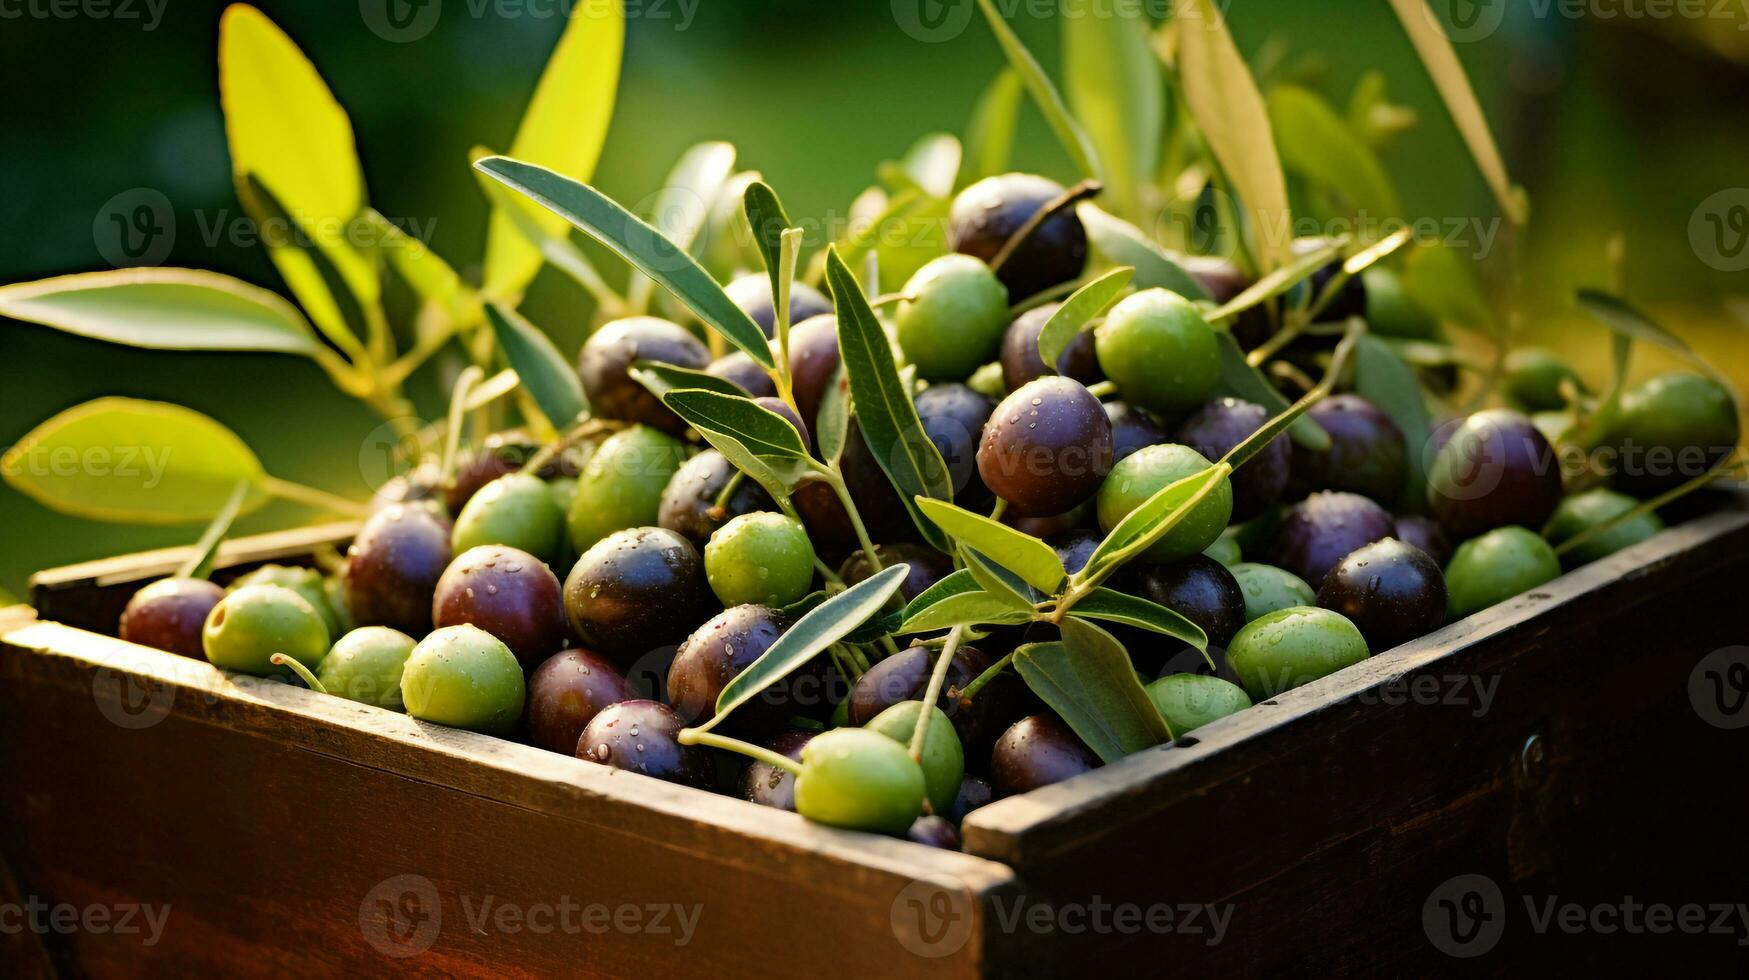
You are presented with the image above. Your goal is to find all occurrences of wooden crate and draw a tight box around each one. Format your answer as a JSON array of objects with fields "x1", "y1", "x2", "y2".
[{"x1": 5, "y1": 493, "x2": 1749, "y2": 976}]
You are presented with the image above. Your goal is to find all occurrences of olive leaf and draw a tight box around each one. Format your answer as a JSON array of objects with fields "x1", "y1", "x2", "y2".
[
  {"x1": 702, "y1": 564, "x2": 913, "y2": 729},
  {"x1": 1079, "y1": 464, "x2": 1234, "y2": 584},
  {"x1": 1576, "y1": 290, "x2": 1704, "y2": 364},
  {"x1": 973, "y1": 0, "x2": 1102, "y2": 182},
  {"x1": 626, "y1": 141, "x2": 739, "y2": 312},
  {"x1": 823, "y1": 247, "x2": 953, "y2": 550},
  {"x1": 916, "y1": 497, "x2": 1065, "y2": 595},
  {"x1": 1014, "y1": 619, "x2": 1173, "y2": 762},
  {"x1": 630, "y1": 361, "x2": 752, "y2": 400},
  {"x1": 237, "y1": 174, "x2": 376, "y2": 361},
  {"x1": 475, "y1": 156, "x2": 774, "y2": 369},
  {"x1": 482, "y1": 3, "x2": 624, "y2": 298},
  {"x1": 661, "y1": 388, "x2": 814, "y2": 500},
  {"x1": 1353, "y1": 334, "x2": 1433, "y2": 503},
  {"x1": 892, "y1": 133, "x2": 962, "y2": 200},
  {"x1": 1404, "y1": 243, "x2": 1496, "y2": 337},
  {"x1": 1215, "y1": 331, "x2": 1330, "y2": 451},
  {"x1": 899, "y1": 590, "x2": 1035, "y2": 635},
  {"x1": 472, "y1": 146, "x2": 621, "y2": 313},
  {"x1": 1063, "y1": 0, "x2": 1161, "y2": 220},
  {"x1": 1037, "y1": 266, "x2": 1134, "y2": 368},
  {"x1": 1077, "y1": 203, "x2": 1210, "y2": 298},
  {"x1": 1067, "y1": 588, "x2": 1208, "y2": 651},
  {"x1": 743, "y1": 181, "x2": 793, "y2": 311},
  {"x1": 961, "y1": 547, "x2": 1041, "y2": 611},
  {"x1": 814, "y1": 362, "x2": 851, "y2": 465},
  {"x1": 1207, "y1": 237, "x2": 1348, "y2": 323},
  {"x1": 899, "y1": 568, "x2": 981, "y2": 623},
  {"x1": 957, "y1": 69, "x2": 1024, "y2": 190},
  {"x1": 484, "y1": 303, "x2": 587, "y2": 429},
  {"x1": 1269, "y1": 85, "x2": 1402, "y2": 220},
  {"x1": 364, "y1": 209, "x2": 478, "y2": 337},
  {"x1": 781, "y1": 591, "x2": 903, "y2": 645}
]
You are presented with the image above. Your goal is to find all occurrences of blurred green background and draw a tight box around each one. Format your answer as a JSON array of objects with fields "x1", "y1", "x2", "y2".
[{"x1": 2, "y1": 0, "x2": 1746, "y2": 597}]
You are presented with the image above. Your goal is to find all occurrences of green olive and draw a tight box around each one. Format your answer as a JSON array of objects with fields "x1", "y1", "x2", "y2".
[
  {"x1": 1230, "y1": 562, "x2": 1317, "y2": 622},
  {"x1": 1544, "y1": 488, "x2": 1664, "y2": 568},
  {"x1": 400, "y1": 624, "x2": 526, "y2": 735},
  {"x1": 202, "y1": 584, "x2": 331, "y2": 678},
  {"x1": 547, "y1": 476, "x2": 579, "y2": 515},
  {"x1": 1362, "y1": 267, "x2": 1443, "y2": 341},
  {"x1": 967, "y1": 361, "x2": 1008, "y2": 401},
  {"x1": 1227, "y1": 606, "x2": 1369, "y2": 700},
  {"x1": 895, "y1": 255, "x2": 1011, "y2": 382},
  {"x1": 864, "y1": 701, "x2": 964, "y2": 816},
  {"x1": 453, "y1": 472, "x2": 566, "y2": 563},
  {"x1": 1204, "y1": 534, "x2": 1243, "y2": 567},
  {"x1": 794, "y1": 728, "x2": 927, "y2": 835},
  {"x1": 317, "y1": 626, "x2": 416, "y2": 710},
  {"x1": 1096, "y1": 444, "x2": 1234, "y2": 564},
  {"x1": 1094, "y1": 289, "x2": 1221, "y2": 415},
  {"x1": 1504, "y1": 348, "x2": 1584, "y2": 413},
  {"x1": 1606, "y1": 371, "x2": 1741, "y2": 495},
  {"x1": 567, "y1": 425, "x2": 688, "y2": 554},
  {"x1": 1444, "y1": 526, "x2": 1562, "y2": 619},
  {"x1": 230, "y1": 564, "x2": 345, "y2": 639},
  {"x1": 1145, "y1": 674, "x2": 1252, "y2": 736},
  {"x1": 703, "y1": 512, "x2": 817, "y2": 607}
]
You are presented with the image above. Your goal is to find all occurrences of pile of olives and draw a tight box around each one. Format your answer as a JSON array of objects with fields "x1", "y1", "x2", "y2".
[{"x1": 113, "y1": 170, "x2": 1741, "y2": 848}]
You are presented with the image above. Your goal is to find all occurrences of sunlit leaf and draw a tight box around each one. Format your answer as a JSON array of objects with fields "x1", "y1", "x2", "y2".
[
  {"x1": 1077, "y1": 203, "x2": 1209, "y2": 298},
  {"x1": 1215, "y1": 331, "x2": 1330, "y2": 451},
  {"x1": 917, "y1": 498, "x2": 1065, "y2": 594},
  {"x1": 1064, "y1": 0, "x2": 1162, "y2": 219},
  {"x1": 1269, "y1": 85, "x2": 1402, "y2": 220},
  {"x1": 630, "y1": 361, "x2": 752, "y2": 400},
  {"x1": 627, "y1": 141, "x2": 738, "y2": 310},
  {"x1": 974, "y1": 0, "x2": 1102, "y2": 180},
  {"x1": 957, "y1": 69, "x2": 1024, "y2": 190},
  {"x1": 1038, "y1": 266, "x2": 1133, "y2": 368},
  {"x1": 485, "y1": 303, "x2": 587, "y2": 428},
  {"x1": 1068, "y1": 589, "x2": 1207, "y2": 649},
  {"x1": 898, "y1": 590, "x2": 1034, "y2": 635},
  {"x1": 1015, "y1": 619, "x2": 1171, "y2": 761}
]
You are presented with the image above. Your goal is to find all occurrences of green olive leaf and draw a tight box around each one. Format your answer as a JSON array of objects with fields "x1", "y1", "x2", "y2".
[
  {"x1": 660, "y1": 388, "x2": 813, "y2": 501},
  {"x1": 235, "y1": 173, "x2": 375, "y2": 361},
  {"x1": 1063, "y1": 0, "x2": 1161, "y2": 220},
  {"x1": 472, "y1": 146, "x2": 621, "y2": 313},
  {"x1": 1080, "y1": 463, "x2": 1233, "y2": 585},
  {"x1": 1037, "y1": 266, "x2": 1134, "y2": 369},
  {"x1": 2, "y1": 398, "x2": 269, "y2": 524},
  {"x1": 958, "y1": 69, "x2": 1025, "y2": 190},
  {"x1": 626, "y1": 141, "x2": 738, "y2": 312},
  {"x1": 1215, "y1": 331, "x2": 1330, "y2": 451},
  {"x1": 1353, "y1": 334, "x2": 1433, "y2": 504},
  {"x1": 814, "y1": 361, "x2": 851, "y2": 466},
  {"x1": 364, "y1": 209, "x2": 479, "y2": 344},
  {"x1": 475, "y1": 156, "x2": 774, "y2": 369},
  {"x1": 1575, "y1": 289, "x2": 1703, "y2": 363},
  {"x1": 1015, "y1": 619, "x2": 1173, "y2": 762},
  {"x1": 1269, "y1": 85, "x2": 1402, "y2": 220},
  {"x1": 916, "y1": 497, "x2": 1065, "y2": 595},
  {"x1": 1207, "y1": 236, "x2": 1348, "y2": 323},
  {"x1": 961, "y1": 547, "x2": 1040, "y2": 611},
  {"x1": 630, "y1": 361, "x2": 752, "y2": 400},
  {"x1": 1068, "y1": 589, "x2": 1208, "y2": 651},
  {"x1": 1077, "y1": 203, "x2": 1210, "y2": 298},
  {"x1": 743, "y1": 181, "x2": 793, "y2": 313},
  {"x1": 484, "y1": 303, "x2": 587, "y2": 429},
  {"x1": 899, "y1": 568, "x2": 980, "y2": 623},
  {"x1": 898, "y1": 590, "x2": 1036, "y2": 635},
  {"x1": 780, "y1": 591, "x2": 903, "y2": 645},
  {"x1": 895, "y1": 133, "x2": 962, "y2": 200},
  {"x1": 973, "y1": 0, "x2": 1102, "y2": 181},
  {"x1": 703, "y1": 564, "x2": 912, "y2": 728}
]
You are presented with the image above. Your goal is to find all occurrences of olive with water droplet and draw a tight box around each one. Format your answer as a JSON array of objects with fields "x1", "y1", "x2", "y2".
[
  {"x1": 432, "y1": 545, "x2": 568, "y2": 669},
  {"x1": 978, "y1": 376, "x2": 1114, "y2": 517},
  {"x1": 202, "y1": 584, "x2": 331, "y2": 678},
  {"x1": 451, "y1": 472, "x2": 566, "y2": 564},
  {"x1": 567, "y1": 425, "x2": 688, "y2": 555},
  {"x1": 1145, "y1": 674, "x2": 1252, "y2": 737},
  {"x1": 1316, "y1": 539, "x2": 1447, "y2": 650},
  {"x1": 526, "y1": 648, "x2": 637, "y2": 755},
  {"x1": 704, "y1": 513, "x2": 816, "y2": 608},
  {"x1": 577, "y1": 316, "x2": 710, "y2": 433},
  {"x1": 346, "y1": 503, "x2": 453, "y2": 636},
  {"x1": 400, "y1": 624, "x2": 526, "y2": 735},
  {"x1": 563, "y1": 527, "x2": 717, "y2": 667},
  {"x1": 1226, "y1": 606, "x2": 1370, "y2": 700},
  {"x1": 1096, "y1": 444, "x2": 1234, "y2": 564},
  {"x1": 577, "y1": 699, "x2": 713, "y2": 789}
]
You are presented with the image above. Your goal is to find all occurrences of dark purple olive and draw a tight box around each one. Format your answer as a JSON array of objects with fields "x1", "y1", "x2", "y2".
[
  {"x1": 738, "y1": 729, "x2": 814, "y2": 811},
  {"x1": 1139, "y1": 557, "x2": 1246, "y2": 652},
  {"x1": 562, "y1": 527, "x2": 716, "y2": 667},
  {"x1": 991, "y1": 714, "x2": 1100, "y2": 798},
  {"x1": 706, "y1": 351, "x2": 777, "y2": 398},
  {"x1": 1394, "y1": 516, "x2": 1453, "y2": 567},
  {"x1": 577, "y1": 700, "x2": 713, "y2": 789},
  {"x1": 1288, "y1": 395, "x2": 1409, "y2": 507},
  {"x1": 838, "y1": 544, "x2": 954, "y2": 603},
  {"x1": 945, "y1": 774, "x2": 994, "y2": 823},
  {"x1": 1268, "y1": 491, "x2": 1397, "y2": 589},
  {"x1": 119, "y1": 578, "x2": 225, "y2": 659},
  {"x1": 1180, "y1": 254, "x2": 1273, "y2": 351},
  {"x1": 578, "y1": 317, "x2": 711, "y2": 434},
  {"x1": 445, "y1": 431, "x2": 571, "y2": 516},
  {"x1": 979, "y1": 377, "x2": 1114, "y2": 517},
  {"x1": 526, "y1": 648, "x2": 636, "y2": 755},
  {"x1": 999, "y1": 303, "x2": 1103, "y2": 390},
  {"x1": 668, "y1": 605, "x2": 823, "y2": 737},
  {"x1": 789, "y1": 315, "x2": 842, "y2": 428},
  {"x1": 846, "y1": 645, "x2": 1025, "y2": 760},
  {"x1": 949, "y1": 173, "x2": 1089, "y2": 301},
  {"x1": 1316, "y1": 539, "x2": 1448, "y2": 650},
  {"x1": 906, "y1": 816, "x2": 963, "y2": 850},
  {"x1": 1427, "y1": 410, "x2": 1565, "y2": 540},
  {"x1": 793, "y1": 419, "x2": 912, "y2": 552},
  {"x1": 753, "y1": 396, "x2": 811, "y2": 452},
  {"x1": 432, "y1": 545, "x2": 568, "y2": 668},
  {"x1": 346, "y1": 504, "x2": 453, "y2": 635},
  {"x1": 1177, "y1": 397, "x2": 1291, "y2": 521},
  {"x1": 1292, "y1": 237, "x2": 1367, "y2": 322},
  {"x1": 1104, "y1": 401, "x2": 1169, "y2": 464},
  {"x1": 917, "y1": 383, "x2": 996, "y2": 506},
  {"x1": 658, "y1": 449, "x2": 776, "y2": 546},
  {"x1": 724, "y1": 274, "x2": 834, "y2": 338},
  {"x1": 371, "y1": 465, "x2": 444, "y2": 515},
  {"x1": 1048, "y1": 530, "x2": 1102, "y2": 576}
]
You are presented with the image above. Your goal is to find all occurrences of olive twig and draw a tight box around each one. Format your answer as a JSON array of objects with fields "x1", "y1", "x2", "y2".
[
  {"x1": 678, "y1": 729, "x2": 802, "y2": 775},
  {"x1": 269, "y1": 654, "x2": 329, "y2": 696},
  {"x1": 957, "y1": 648, "x2": 1015, "y2": 703},
  {"x1": 1084, "y1": 381, "x2": 1119, "y2": 400},
  {"x1": 259, "y1": 477, "x2": 371, "y2": 519},
  {"x1": 907, "y1": 625, "x2": 964, "y2": 762}
]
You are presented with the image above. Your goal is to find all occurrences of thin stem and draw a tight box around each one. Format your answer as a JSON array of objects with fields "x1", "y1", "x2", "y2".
[
  {"x1": 261, "y1": 477, "x2": 371, "y2": 519},
  {"x1": 773, "y1": 228, "x2": 805, "y2": 417},
  {"x1": 177, "y1": 481, "x2": 250, "y2": 580},
  {"x1": 270, "y1": 654, "x2": 329, "y2": 695},
  {"x1": 958, "y1": 648, "x2": 1016, "y2": 702},
  {"x1": 1085, "y1": 380, "x2": 1118, "y2": 400},
  {"x1": 908, "y1": 625, "x2": 964, "y2": 762},
  {"x1": 988, "y1": 498, "x2": 1008, "y2": 523},
  {"x1": 523, "y1": 418, "x2": 615, "y2": 477},
  {"x1": 439, "y1": 366, "x2": 486, "y2": 489},
  {"x1": 990, "y1": 180, "x2": 1102, "y2": 275},
  {"x1": 1554, "y1": 461, "x2": 1744, "y2": 558},
  {"x1": 679, "y1": 729, "x2": 802, "y2": 774},
  {"x1": 821, "y1": 468, "x2": 884, "y2": 575}
]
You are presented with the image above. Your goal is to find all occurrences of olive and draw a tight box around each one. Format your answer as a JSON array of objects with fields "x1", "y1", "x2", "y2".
[
  {"x1": 658, "y1": 449, "x2": 775, "y2": 547},
  {"x1": 788, "y1": 314, "x2": 842, "y2": 428},
  {"x1": 794, "y1": 419, "x2": 914, "y2": 552},
  {"x1": 945, "y1": 774, "x2": 994, "y2": 823},
  {"x1": 201, "y1": 585, "x2": 330, "y2": 677},
  {"x1": 1180, "y1": 254, "x2": 1274, "y2": 350},
  {"x1": 345, "y1": 504, "x2": 453, "y2": 636},
  {"x1": 667, "y1": 605, "x2": 820, "y2": 736},
  {"x1": 999, "y1": 303, "x2": 1103, "y2": 390},
  {"x1": 838, "y1": 544, "x2": 954, "y2": 603},
  {"x1": 230, "y1": 564, "x2": 346, "y2": 639},
  {"x1": 445, "y1": 432, "x2": 538, "y2": 515},
  {"x1": 866, "y1": 702, "x2": 965, "y2": 816},
  {"x1": 724, "y1": 273, "x2": 834, "y2": 338},
  {"x1": 577, "y1": 699, "x2": 713, "y2": 789},
  {"x1": 317, "y1": 626, "x2": 415, "y2": 710},
  {"x1": 751, "y1": 395, "x2": 812, "y2": 454},
  {"x1": 906, "y1": 816, "x2": 963, "y2": 850},
  {"x1": 1292, "y1": 237, "x2": 1367, "y2": 322},
  {"x1": 706, "y1": 351, "x2": 777, "y2": 398},
  {"x1": 526, "y1": 648, "x2": 637, "y2": 755},
  {"x1": 1048, "y1": 530, "x2": 1102, "y2": 576},
  {"x1": 1289, "y1": 395, "x2": 1409, "y2": 507},
  {"x1": 1103, "y1": 401, "x2": 1169, "y2": 465},
  {"x1": 979, "y1": 377, "x2": 1114, "y2": 517},
  {"x1": 1144, "y1": 674, "x2": 1252, "y2": 737},
  {"x1": 1544, "y1": 488, "x2": 1665, "y2": 568},
  {"x1": 895, "y1": 254, "x2": 1011, "y2": 382},
  {"x1": 1606, "y1": 371, "x2": 1740, "y2": 495},
  {"x1": 1096, "y1": 444, "x2": 1234, "y2": 564},
  {"x1": 432, "y1": 545, "x2": 568, "y2": 668},
  {"x1": 1269, "y1": 491, "x2": 1398, "y2": 590},
  {"x1": 949, "y1": 173, "x2": 1088, "y2": 301},
  {"x1": 1227, "y1": 606, "x2": 1369, "y2": 700},
  {"x1": 119, "y1": 578, "x2": 225, "y2": 659},
  {"x1": 990, "y1": 714, "x2": 1100, "y2": 798},
  {"x1": 1095, "y1": 289, "x2": 1222, "y2": 416},
  {"x1": 704, "y1": 513, "x2": 816, "y2": 608},
  {"x1": 567, "y1": 425, "x2": 688, "y2": 554},
  {"x1": 1445, "y1": 526, "x2": 1563, "y2": 619},
  {"x1": 1394, "y1": 516, "x2": 1453, "y2": 567},
  {"x1": 563, "y1": 527, "x2": 717, "y2": 667},
  {"x1": 1138, "y1": 556, "x2": 1247, "y2": 651},
  {"x1": 1177, "y1": 397, "x2": 1290, "y2": 521},
  {"x1": 398, "y1": 624, "x2": 525, "y2": 734},
  {"x1": 916, "y1": 383, "x2": 996, "y2": 506},
  {"x1": 1315, "y1": 539, "x2": 1448, "y2": 650},
  {"x1": 794, "y1": 728, "x2": 927, "y2": 835},
  {"x1": 845, "y1": 644, "x2": 1023, "y2": 759},
  {"x1": 451, "y1": 472, "x2": 566, "y2": 564},
  {"x1": 371, "y1": 465, "x2": 443, "y2": 516},
  {"x1": 1205, "y1": 534, "x2": 1243, "y2": 567},
  {"x1": 547, "y1": 477, "x2": 579, "y2": 519},
  {"x1": 739, "y1": 729, "x2": 815, "y2": 811},
  {"x1": 577, "y1": 317, "x2": 711, "y2": 433},
  {"x1": 1361, "y1": 266, "x2": 1442, "y2": 341},
  {"x1": 1504, "y1": 348, "x2": 1584, "y2": 413},
  {"x1": 1427, "y1": 410, "x2": 1565, "y2": 540},
  {"x1": 1229, "y1": 563, "x2": 1317, "y2": 623}
]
